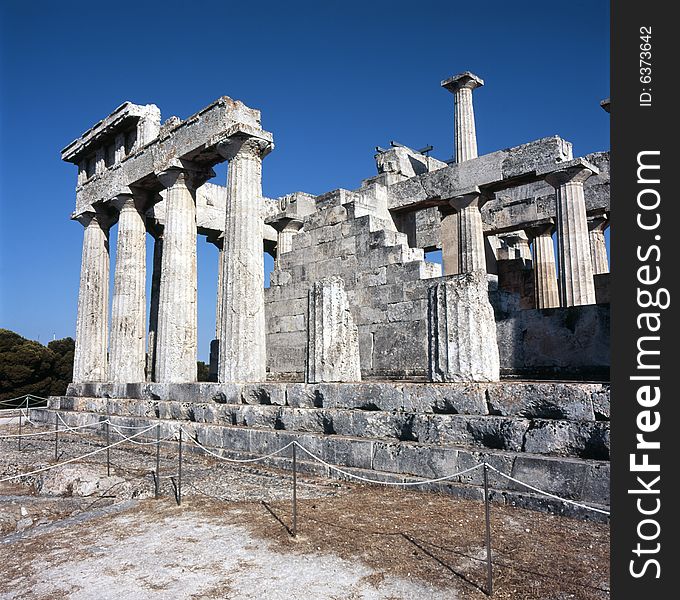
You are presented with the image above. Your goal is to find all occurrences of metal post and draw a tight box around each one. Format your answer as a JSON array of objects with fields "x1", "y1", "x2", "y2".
[
  {"x1": 292, "y1": 443, "x2": 298, "y2": 537},
  {"x1": 106, "y1": 419, "x2": 111, "y2": 477},
  {"x1": 18, "y1": 405, "x2": 23, "y2": 452},
  {"x1": 54, "y1": 412, "x2": 59, "y2": 462},
  {"x1": 155, "y1": 423, "x2": 161, "y2": 499},
  {"x1": 177, "y1": 429, "x2": 183, "y2": 506},
  {"x1": 483, "y1": 463, "x2": 493, "y2": 596}
]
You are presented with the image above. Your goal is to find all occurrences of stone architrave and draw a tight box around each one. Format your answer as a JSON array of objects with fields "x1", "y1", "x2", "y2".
[
  {"x1": 545, "y1": 160, "x2": 598, "y2": 307},
  {"x1": 154, "y1": 167, "x2": 212, "y2": 383},
  {"x1": 428, "y1": 271, "x2": 500, "y2": 382},
  {"x1": 525, "y1": 222, "x2": 560, "y2": 309},
  {"x1": 109, "y1": 193, "x2": 147, "y2": 383},
  {"x1": 72, "y1": 212, "x2": 110, "y2": 383},
  {"x1": 307, "y1": 277, "x2": 362, "y2": 383},
  {"x1": 441, "y1": 71, "x2": 484, "y2": 163},
  {"x1": 588, "y1": 214, "x2": 609, "y2": 274},
  {"x1": 448, "y1": 188, "x2": 487, "y2": 274},
  {"x1": 218, "y1": 135, "x2": 273, "y2": 383}
]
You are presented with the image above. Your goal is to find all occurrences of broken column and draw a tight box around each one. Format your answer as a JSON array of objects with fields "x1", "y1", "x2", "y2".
[
  {"x1": 154, "y1": 167, "x2": 211, "y2": 383},
  {"x1": 441, "y1": 71, "x2": 484, "y2": 163},
  {"x1": 525, "y1": 222, "x2": 560, "y2": 309},
  {"x1": 72, "y1": 211, "x2": 110, "y2": 383},
  {"x1": 218, "y1": 134, "x2": 273, "y2": 382},
  {"x1": 588, "y1": 214, "x2": 609, "y2": 274},
  {"x1": 428, "y1": 271, "x2": 500, "y2": 382},
  {"x1": 109, "y1": 193, "x2": 147, "y2": 383},
  {"x1": 307, "y1": 277, "x2": 361, "y2": 383},
  {"x1": 544, "y1": 159, "x2": 598, "y2": 307}
]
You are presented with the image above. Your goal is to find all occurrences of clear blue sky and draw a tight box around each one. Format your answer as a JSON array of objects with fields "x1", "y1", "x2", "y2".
[{"x1": 0, "y1": 0, "x2": 609, "y2": 361}]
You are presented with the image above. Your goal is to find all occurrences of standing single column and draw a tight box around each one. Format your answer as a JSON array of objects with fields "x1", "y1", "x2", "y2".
[
  {"x1": 146, "y1": 230, "x2": 163, "y2": 382},
  {"x1": 109, "y1": 193, "x2": 147, "y2": 383},
  {"x1": 274, "y1": 218, "x2": 303, "y2": 270},
  {"x1": 525, "y1": 222, "x2": 560, "y2": 309},
  {"x1": 218, "y1": 135, "x2": 273, "y2": 382},
  {"x1": 72, "y1": 212, "x2": 110, "y2": 383},
  {"x1": 441, "y1": 71, "x2": 484, "y2": 163},
  {"x1": 588, "y1": 214, "x2": 610, "y2": 274},
  {"x1": 544, "y1": 160, "x2": 599, "y2": 307},
  {"x1": 154, "y1": 167, "x2": 210, "y2": 383},
  {"x1": 448, "y1": 189, "x2": 487, "y2": 274}
]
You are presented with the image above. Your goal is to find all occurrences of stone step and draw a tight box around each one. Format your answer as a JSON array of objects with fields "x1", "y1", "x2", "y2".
[
  {"x1": 28, "y1": 407, "x2": 609, "y2": 521},
  {"x1": 49, "y1": 396, "x2": 609, "y2": 461}
]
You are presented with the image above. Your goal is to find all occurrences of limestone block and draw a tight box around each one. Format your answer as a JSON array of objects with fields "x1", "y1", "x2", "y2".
[
  {"x1": 371, "y1": 321, "x2": 428, "y2": 378},
  {"x1": 402, "y1": 383, "x2": 488, "y2": 414},
  {"x1": 510, "y1": 455, "x2": 589, "y2": 500},
  {"x1": 306, "y1": 277, "x2": 362, "y2": 383},
  {"x1": 486, "y1": 382, "x2": 598, "y2": 421},
  {"x1": 523, "y1": 420, "x2": 610, "y2": 459},
  {"x1": 428, "y1": 272, "x2": 500, "y2": 382}
]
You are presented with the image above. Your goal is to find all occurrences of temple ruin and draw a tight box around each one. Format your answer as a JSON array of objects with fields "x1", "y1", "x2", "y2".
[{"x1": 33, "y1": 72, "x2": 611, "y2": 516}]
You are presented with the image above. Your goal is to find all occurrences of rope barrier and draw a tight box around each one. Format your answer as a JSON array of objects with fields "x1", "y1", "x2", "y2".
[
  {"x1": 0, "y1": 417, "x2": 108, "y2": 439},
  {"x1": 0, "y1": 424, "x2": 157, "y2": 483},
  {"x1": 0, "y1": 394, "x2": 48, "y2": 406},
  {"x1": 483, "y1": 463, "x2": 610, "y2": 516},
  {"x1": 180, "y1": 428, "x2": 296, "y2": 463}
]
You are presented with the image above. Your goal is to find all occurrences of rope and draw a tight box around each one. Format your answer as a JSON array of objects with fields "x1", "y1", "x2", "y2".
[
  {"x1": 108, "y1": 423, "x2": 176, "y2": 446},
  {"x1": 293, "y1": 441, "x2": 483, "y2": 486},
  {"x1": 0, "y1": 417, "x2": 109, "y2": 439},
  {"x1": 0, "y1": 424, "x2": 158, "y2": 483},
  {"x1": 180, "y1": 428, "x2": 296, "y2": 463},
  {"x1": 484, "y1": 463, "x2": 610, "y2": 516},
  {"x1": 0, "y1": 394, "x2": 48, "y2": 406}
]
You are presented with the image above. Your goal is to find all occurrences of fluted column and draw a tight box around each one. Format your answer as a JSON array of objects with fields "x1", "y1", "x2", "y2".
[
  {"x1": 588, "y1": 214, "x2": 610, "y2": 274},
  {"x1": 545, "y1": 161, "x2": 598, "y2": 307},
  {"x1": 154, "y1": 167, "x2": 211, "y2": 383},
  {"x1": 109, "y1": 193, "x2": 147, "y2": 383},
  {"x1": 440, "y1": 211, "x2": 460, "y2": 275},
  {"x1": 526, "y1": 222, "x2": 560, "y2": 309},
  {"x1": 441, "y1": 71, "x2": 484, "y2": 163},
  {"x1": 147, "y1": 231, "x2": 163, "y2": 382},
  {"x1": 208, "y1": 236, "x2": 224, "y2": 382},
  {"x1": 448, "y1": 189, "x2": 487, "y2": 274},
  {"x1": 218, "y1": 135, "x2": 273, "y2": 382},
  {"x1": 72, "y1": 212, "x2": 110, "y2": 383},
  {"x1": 274, "y1": 218, "x2": 303, "y2": 270}
]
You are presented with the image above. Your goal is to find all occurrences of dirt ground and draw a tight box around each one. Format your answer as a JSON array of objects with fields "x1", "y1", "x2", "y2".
[{"x1": 0, "y1": 423, "x2": 610, "y2": 599}]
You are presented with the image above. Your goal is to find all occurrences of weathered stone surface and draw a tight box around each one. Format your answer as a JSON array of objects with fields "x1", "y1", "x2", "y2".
[
  {"x1": 428, "y1": 272, "x2": 500, "y2": 382},
  {"x1": 486, "y1": 383, "x2": 597, "y2": 421},
  {"x1": 523, "y1": 420, "x2": 610, "y2": 459},
  {"x1": 307, "y1": 277, "x2": 361, "y2": 383}
]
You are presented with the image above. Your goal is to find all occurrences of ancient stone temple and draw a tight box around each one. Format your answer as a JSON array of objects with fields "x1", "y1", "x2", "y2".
[{"x1": 34, "y1": 72, "x2": 611, "y2": 516}]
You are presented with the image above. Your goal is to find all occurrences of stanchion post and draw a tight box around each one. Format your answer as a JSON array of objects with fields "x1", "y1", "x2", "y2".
[
  {"x1": 292, "y1": 442, "x2": 298, "y2": 537},
  {"x1": 177, "y1": 428, "x2": 183, "y2": 506},
  {"x1": 105, "y1": 417, "x2": 111, "y2": 477},
  {"x1": 483, "y1": 463, "x2": 493, "y2": 596},
  {"x1": 155, "y1": 423, "x2": 161, "y2": 499},
  {"x1": 18, "y1": 405, "x2": 23, "y2": 452},
  {"x1": 54, "y1": 412, "x2": 59, "y2": 462}
]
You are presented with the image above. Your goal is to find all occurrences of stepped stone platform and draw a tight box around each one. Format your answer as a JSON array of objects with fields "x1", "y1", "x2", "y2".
[{"x1": 31, "y1": 381, "x2": 610, "y2": 521}]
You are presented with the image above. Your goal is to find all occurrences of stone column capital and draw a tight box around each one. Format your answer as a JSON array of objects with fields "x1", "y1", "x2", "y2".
[
  {"x1": 447, "y1": 187, "x2": 489, "y2": 212},
  {"x1": 441, "y1": 71, "x2": 484, "y2": 94},
  {"x1": 75, "y1": 209, "x2": 113, "y2": 230},
  {"x1": 588, "y1": 213, "x2": 609, "y2": 232},
  {"x1": 156, "y1": 166, "x2": 214, "y2": 191},
  {"x1": 543, "y1": 159, "x2": 598, "y2": 188},
  {"x1": 217, "y1": 135, "x2": 273, "y2": 162},
  {"x1": 272, "y1": 216, "x2": 304, "y2": 234},
  {"x1": 524, "y1": 219, "x2": 556, "y2": 240}
]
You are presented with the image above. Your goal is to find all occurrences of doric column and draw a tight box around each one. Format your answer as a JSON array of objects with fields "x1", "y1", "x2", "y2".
[
  {"x1": 441, "y1": 71, "x2": 484, "y2": 163},
  {"x1": 109, "y1": 193, "x2": 147, "y2": 383},
  {"x1": 273, "y1": 217, "x2": 303, "y2": 270},
  {"x1": 440, "y1": 211, "x2": 460, "y2": 275},
  {"x1": 448, "y1": 188, "x2": 487, "y2": 274},
  {"x1": 208, "y1": 235, "x2": 224, "y2": 382},
  {"x1": 545, "y1": 160, "x2": 598, "y2": 307},
  {"x1": 154, "y1": 167, "x2": 211, "y2": 383},
  {"x1": 218, "y1": 135, "x2": 273, "y2": 382},
  {"x1": 146, "y1": 230, "x2": 163, "y2": 382},
  {"x1": 588, "y1": 214, "x2": 610, "y2": 274},
  {"x1": 525, "y1": 222, "x2": 560, "y2": 309},
  {"x1": 72, "y1": 211, "x2": 110, "y2": 383}
]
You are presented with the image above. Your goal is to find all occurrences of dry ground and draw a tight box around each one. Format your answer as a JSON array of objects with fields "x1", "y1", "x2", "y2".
[{"x1": 0, "y1": 422, "x2": 610, "y2": 599}]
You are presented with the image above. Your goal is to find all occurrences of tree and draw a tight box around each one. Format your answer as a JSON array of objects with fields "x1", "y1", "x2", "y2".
[{"x1": 0, "y1": 329, "x2": 74, "y2": 403}]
